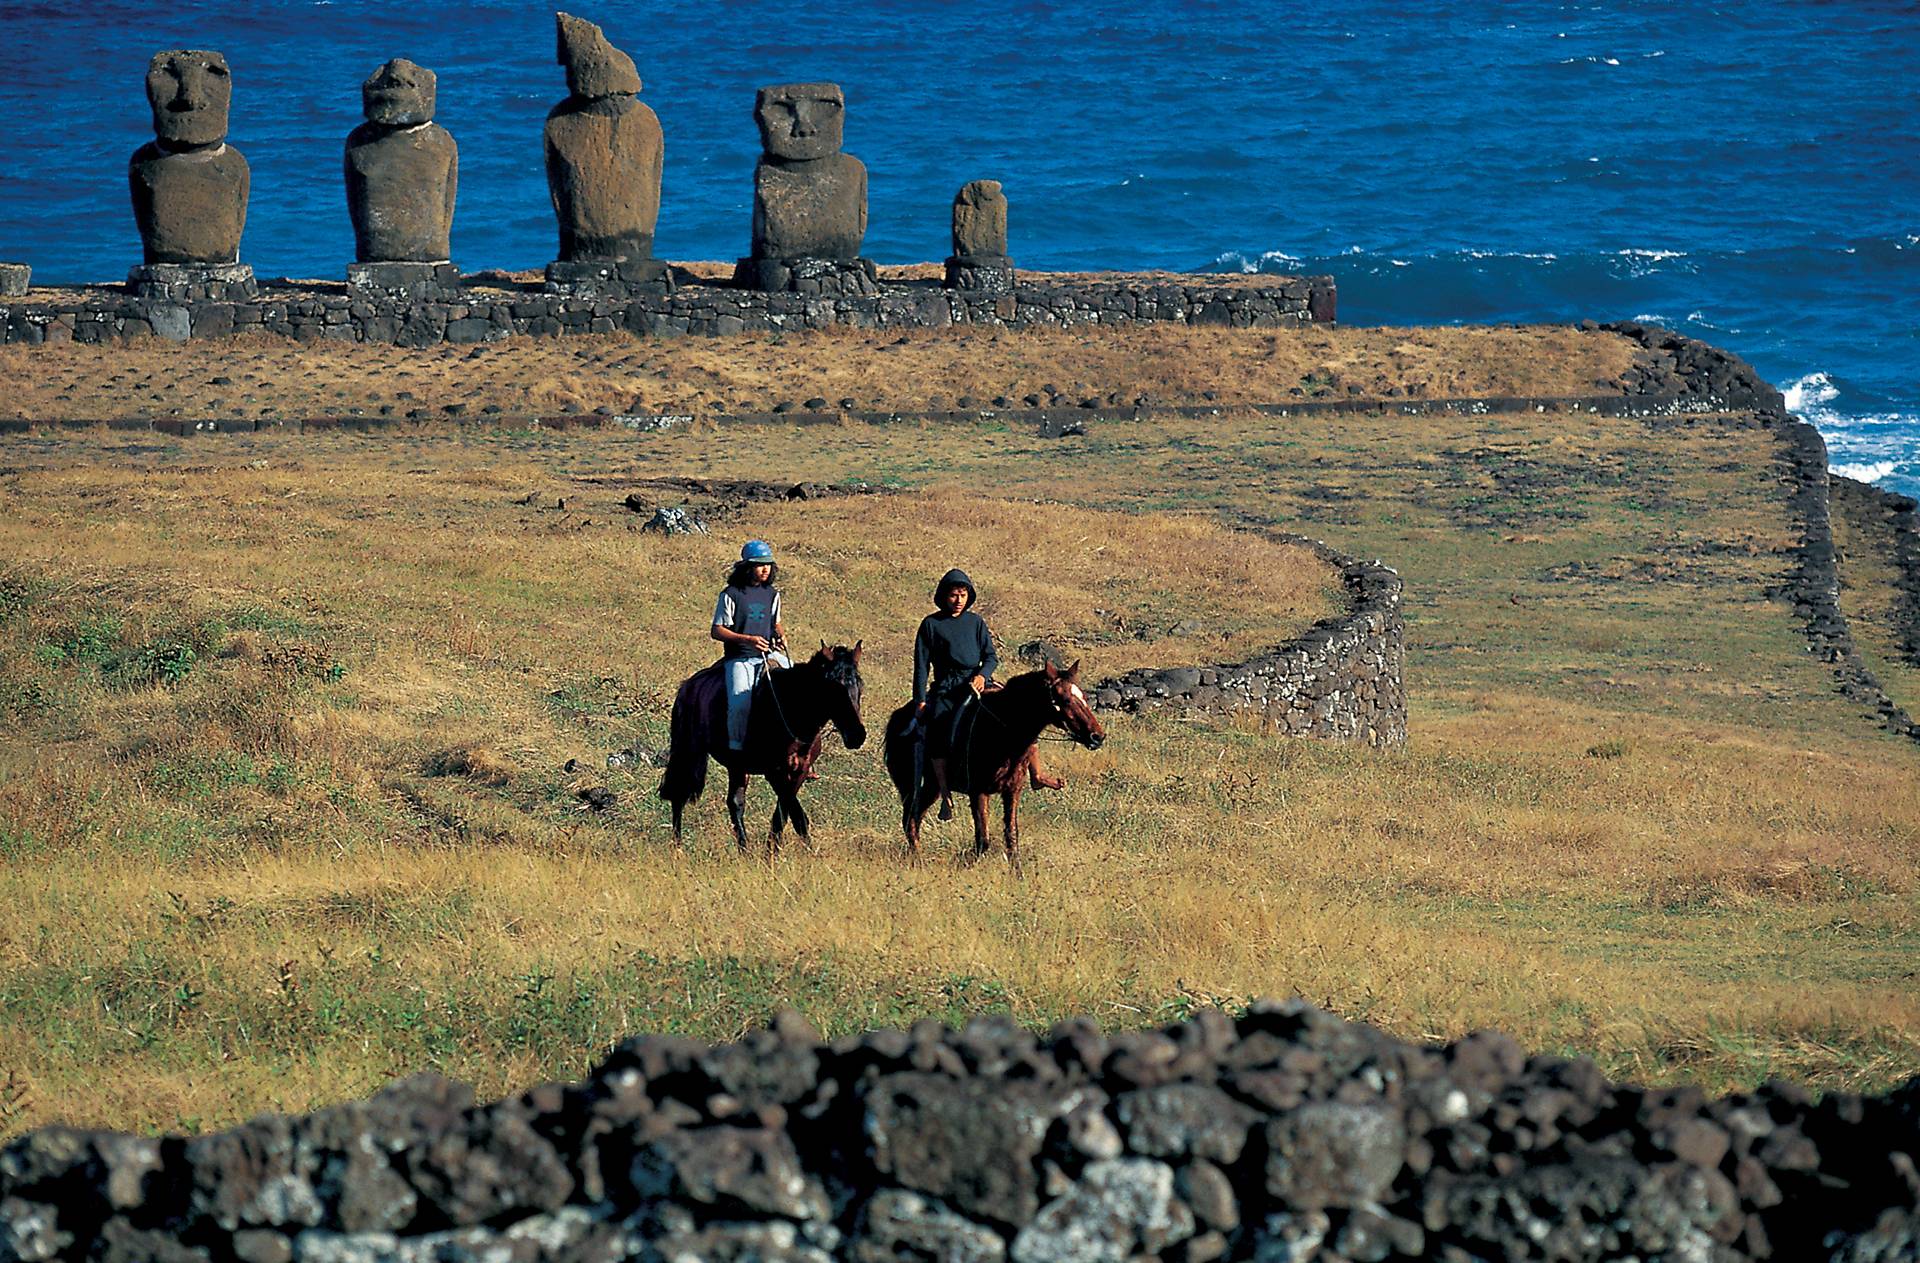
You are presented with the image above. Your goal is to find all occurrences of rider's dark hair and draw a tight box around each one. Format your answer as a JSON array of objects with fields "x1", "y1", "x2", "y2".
[{"x1": 726, "y1": 560, "x2": 780, "y2": 588}]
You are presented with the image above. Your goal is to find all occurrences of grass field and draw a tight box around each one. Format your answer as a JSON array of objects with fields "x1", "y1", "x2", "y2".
[{"x1": 0, "y1": 329, "x2": 1915, "y2": 1141}]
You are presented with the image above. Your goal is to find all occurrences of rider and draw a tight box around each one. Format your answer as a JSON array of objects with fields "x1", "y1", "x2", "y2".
[
  {"x1": 912, "y1": 567, "x2": 998, "y2": 816},
  {"x1": 711, "y1": 540, "x2": 790, "y2": 751}
]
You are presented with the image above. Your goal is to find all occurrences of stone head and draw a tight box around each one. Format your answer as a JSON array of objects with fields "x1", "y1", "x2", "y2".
[
  {"x1": 362, "y1": 58, "x2": 436, "y2": 126},
  {"x1": 146, "y1": 50, "x2": 232, "y2": 148},
  {"x1": 556, "y1": 11, "x2": 640, "y2": 99},
  {"x1": 755, "y1": 83, "x2": 845, "y2": 161}
]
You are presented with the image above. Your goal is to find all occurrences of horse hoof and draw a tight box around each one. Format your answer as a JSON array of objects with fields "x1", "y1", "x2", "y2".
[{"x1": 938, "y1": 800, "x2": 954, "y2": 822}]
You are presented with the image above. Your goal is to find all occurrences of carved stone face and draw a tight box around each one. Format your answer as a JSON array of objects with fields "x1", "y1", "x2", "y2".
[
  {"x1": 755, "y1": 83, "x2": 845, "y2": 162},
  {"x1": 363, "y1": 58, "x2": 436, "y2": 126},
  {"x1": 147, "y1": 50, "x2": 232, "y2": 148}
]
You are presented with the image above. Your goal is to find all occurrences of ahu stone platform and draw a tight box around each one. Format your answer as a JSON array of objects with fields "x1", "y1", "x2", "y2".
[{"x1": 0, "y1": 272, "x2": 1335, "y2": 347}]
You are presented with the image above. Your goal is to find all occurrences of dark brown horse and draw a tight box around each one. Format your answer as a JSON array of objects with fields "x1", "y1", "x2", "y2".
[
  {"x1": 883, "y1": 660, "x2": 1105, "y2": 867},
  {"x1": 659, "y1": 643, "x2": 866, "y2": 852}
]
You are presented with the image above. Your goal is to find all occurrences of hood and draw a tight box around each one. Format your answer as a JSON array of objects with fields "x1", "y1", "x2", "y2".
[{"x1": 935, "y1": 567, "x2": 978, "y2": 610}]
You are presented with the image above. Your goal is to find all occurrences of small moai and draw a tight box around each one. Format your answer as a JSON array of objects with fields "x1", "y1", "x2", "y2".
[
  {"x1": 344, "y1": 58, "x2": 460, "y2": 300},
  {"x1": 127, "y1": 50, "x2": 257, "y2": 301},
  {"x1": 0, "y1": 263, "x2": 26, "y2": 297},
  {"x1": 733, "y1": 83, "x2": 876, "y2": 295},
  {"x1": 543, "y1": 11, "x2": 669, "y2": 295},
  {"x1": 944, "y1": 180, "x2": 1014, "y2": 292}
]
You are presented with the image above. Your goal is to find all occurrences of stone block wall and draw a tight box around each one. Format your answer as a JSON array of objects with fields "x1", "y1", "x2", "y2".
[
  {"x1": 1829, "y1": 473, "x2": 1920, "y2": 668},
  {"x1": 4, "y1": 1004, "x2": 1917, "y2": 1263},
  {"x1": 0, "y1": 274, "x2": 1335, "y2": 348},
  {"x1": 1088, "y1": 539, "x2": 1405, "y2": 747}
]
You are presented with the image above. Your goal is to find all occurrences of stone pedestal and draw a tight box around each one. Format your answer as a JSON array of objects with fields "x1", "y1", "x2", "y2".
[
  {"x1": 732, "y1": 256, "x2": 877, "y2": 297},
  {"x1": 126, "y1": 262, "x2": 256, "y2": 302},
  {"x1": 944, "y1": 255, "x2": 1015, "y2": 292},
  {"x1": 347, "y1": 261, "x2": 461, "y2": 301},
  {"x1": 0, "y1": 264, "x2": 28, "y2": 297},
  {"x1": 543, "y1": 257, "x2": 672, "y2": 298}
]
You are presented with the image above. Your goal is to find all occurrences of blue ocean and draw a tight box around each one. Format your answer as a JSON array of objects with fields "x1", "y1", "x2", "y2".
[{"x1": 4, "y1": 2, "x2": 1915, "y2": 492}]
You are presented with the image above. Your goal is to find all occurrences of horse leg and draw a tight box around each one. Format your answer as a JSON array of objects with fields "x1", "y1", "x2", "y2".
[
  {"x1": 726, "y1": 769, "x2": 752, "y2": 853},
  {"x1": 670, "y1": 798, "x2": 686, "y2": 846},
  {"x1": 1027, "y1": 750, "x2": 1064, "y2": 791},
  {"x1": 967, "y1": 792, "x2": 991, "y2": 863},
  {"x1": 775, "y1": 783, "x2": 811, "y2": 851},
  {"x1": 770, "y1": 800, "x2": 786, "y2": 849},
  {"x1": 1003, "y1": 780, "x2": 1024, "y2": 874}
]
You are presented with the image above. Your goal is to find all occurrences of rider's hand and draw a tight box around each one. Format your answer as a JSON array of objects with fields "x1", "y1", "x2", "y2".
[
  {"x1": 749, "y1": 635, "x2": 772, "y2": 653},
  {"x1": 969, "y1": 675, "x2": 986, "y2": 696}
]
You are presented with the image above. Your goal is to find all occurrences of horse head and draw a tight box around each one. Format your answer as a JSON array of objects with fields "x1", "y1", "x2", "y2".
[
  {"x1": 812, "y1": 640, "x2": 867, "y2": 749},
  {"x1": 1042, "y1": 659, "x2": 1105, "y2": 750}
]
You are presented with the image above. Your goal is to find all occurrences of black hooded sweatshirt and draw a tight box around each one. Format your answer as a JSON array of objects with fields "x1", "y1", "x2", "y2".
[{"x1": 913, "y1": 569, "x2": 998, "y2": 703}]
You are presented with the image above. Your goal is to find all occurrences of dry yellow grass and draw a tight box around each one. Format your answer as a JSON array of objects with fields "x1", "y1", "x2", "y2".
[
  {"x1": 0, "y1": 323, "x2": 1636, "y2": 423},
  {"x1": 0, "y1": 387, "x2": 1914, "y2": 1140}
]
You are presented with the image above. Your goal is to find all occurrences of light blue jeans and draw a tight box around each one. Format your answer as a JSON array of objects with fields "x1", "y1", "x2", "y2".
[{"x1": 724, "y1": 652, "x2": 789, "y2": 749}]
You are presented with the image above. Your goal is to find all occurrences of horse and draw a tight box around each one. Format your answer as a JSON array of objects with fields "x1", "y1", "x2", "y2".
[
  {"x1": 882, "y1": 660, "x2": 1105, "y2": 868},
  {"x1": 659, "y1": 642, "x2": 866, "y2": 853}
]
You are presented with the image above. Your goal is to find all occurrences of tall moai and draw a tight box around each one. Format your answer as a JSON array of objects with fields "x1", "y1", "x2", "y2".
[
  {"x1": 344, "y1": 58, "x2": 460, "y2": 299},
  {"x1": 543, "y1": 11, "x2": 668, "y2": 294},
  {"x1": 733, "y1": 83, "x2": 875, "y2": 295},
  {"x1": 944, "y1": 180, "x2": 1014, "y2": 292},
  {"x1": 128, "y1": 50, "x2": 256, "y2": 300}
]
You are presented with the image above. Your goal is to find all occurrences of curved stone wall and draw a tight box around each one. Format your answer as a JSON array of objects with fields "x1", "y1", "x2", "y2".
[
  {"x1": 1088, "y1": 536, "x2": 1406, "y2": 748},
  {"x1": 4, "y1": 1005, "x2": 1916, "y2": 1263},
  {"x1": 0, "y1": 274, "x2": 1335, "y2": 348}
]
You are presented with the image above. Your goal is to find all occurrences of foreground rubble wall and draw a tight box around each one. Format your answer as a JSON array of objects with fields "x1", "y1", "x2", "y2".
[{"x1": 4, "y1": 1003, "x2": 1917, "y2": 1263}]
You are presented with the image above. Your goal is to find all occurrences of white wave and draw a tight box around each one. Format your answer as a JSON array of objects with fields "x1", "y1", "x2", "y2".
[
  {"x1": 1208, "y1": 249, "x2": 1300, "y2": 274},
  {"x1": 1463, "y1": 249, "x2": 1559, "y2": 260},
  {"x1": 1618, "y1": 248, "x2": 1686, "y2": 260},
  {"x1": 1833, "y1": 460, "x2": 1898, "y2": 484},
  {"x1": 1783, "y1": 371, "x2": 1839, "y2": 412}
]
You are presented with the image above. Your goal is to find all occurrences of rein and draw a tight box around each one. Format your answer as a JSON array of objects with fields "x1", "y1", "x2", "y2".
[{"x1": 759, "y1": 654, "x2": 805, "y2": 745}]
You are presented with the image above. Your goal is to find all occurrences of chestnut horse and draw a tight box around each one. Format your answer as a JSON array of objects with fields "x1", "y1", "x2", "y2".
[
  {"x1": 883, "y1": 660, "x2": 1105, "y2": 867},
  {"x1": 659, "y1": 643, "x2": 866, "y2": 852}
]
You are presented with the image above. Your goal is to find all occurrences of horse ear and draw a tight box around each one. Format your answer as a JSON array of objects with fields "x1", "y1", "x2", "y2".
[
  {"x1": 1044, "y1": 660, "x2": 1059, "y2": 679},
  {"x1": 852, "y1": 639, "x2": 863, "y2": 661},
  {"x1": 820, "y1": 639, "x2": 829, "y2": 655},
  {"x1": 1067, "y1": 659, "x2": 1082, "y2": 680}
]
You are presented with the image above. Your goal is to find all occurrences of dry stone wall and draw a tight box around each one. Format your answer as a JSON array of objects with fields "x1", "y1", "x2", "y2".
[
  {"x1": 4, "y1": 1004, "x2": 1918, "y2": 1263},
  {"x1": 1829, "y1": 474, "x2": 1920, "y2": 669},
  {"x1": 0, "y1": 275, "x2": 1333, "y2": 348},
  {"x1": 1088, "y1": 537, "x2": 1405, "y2": 747}
]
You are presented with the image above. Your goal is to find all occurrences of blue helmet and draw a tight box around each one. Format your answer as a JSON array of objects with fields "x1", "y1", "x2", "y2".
[{"x1": 740, "y1": 540, "x2": 775, "y2": 564}]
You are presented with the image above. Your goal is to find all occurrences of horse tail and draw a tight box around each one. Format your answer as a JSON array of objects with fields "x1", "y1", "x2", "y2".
[
  {"x1": 881, "y1": 703, "x2": 918, "y2": 805},
  {"x1": 658, "y1": 679, "x2": 709, "y2": 805}
]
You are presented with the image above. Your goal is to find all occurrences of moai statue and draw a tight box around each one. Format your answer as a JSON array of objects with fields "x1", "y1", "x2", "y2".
[
  {"x1": 543, "y1": 11, "x2": 668, "y2": 294},
  {"x1": 344, "y1": 59, "x2": 460, "y2": 299},
  {"x1": 128, "y1": 50, "x2": 256, "y2": 301},
  {"x1": 733, "y1": 83, "x2": 876, "y2": 295},
  {"x1": 0, "y1": 263, "x2": 26, "y2": 298},
  {"x1": 944, "y1": 180, "x2": 1014, "y2": 292}
]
